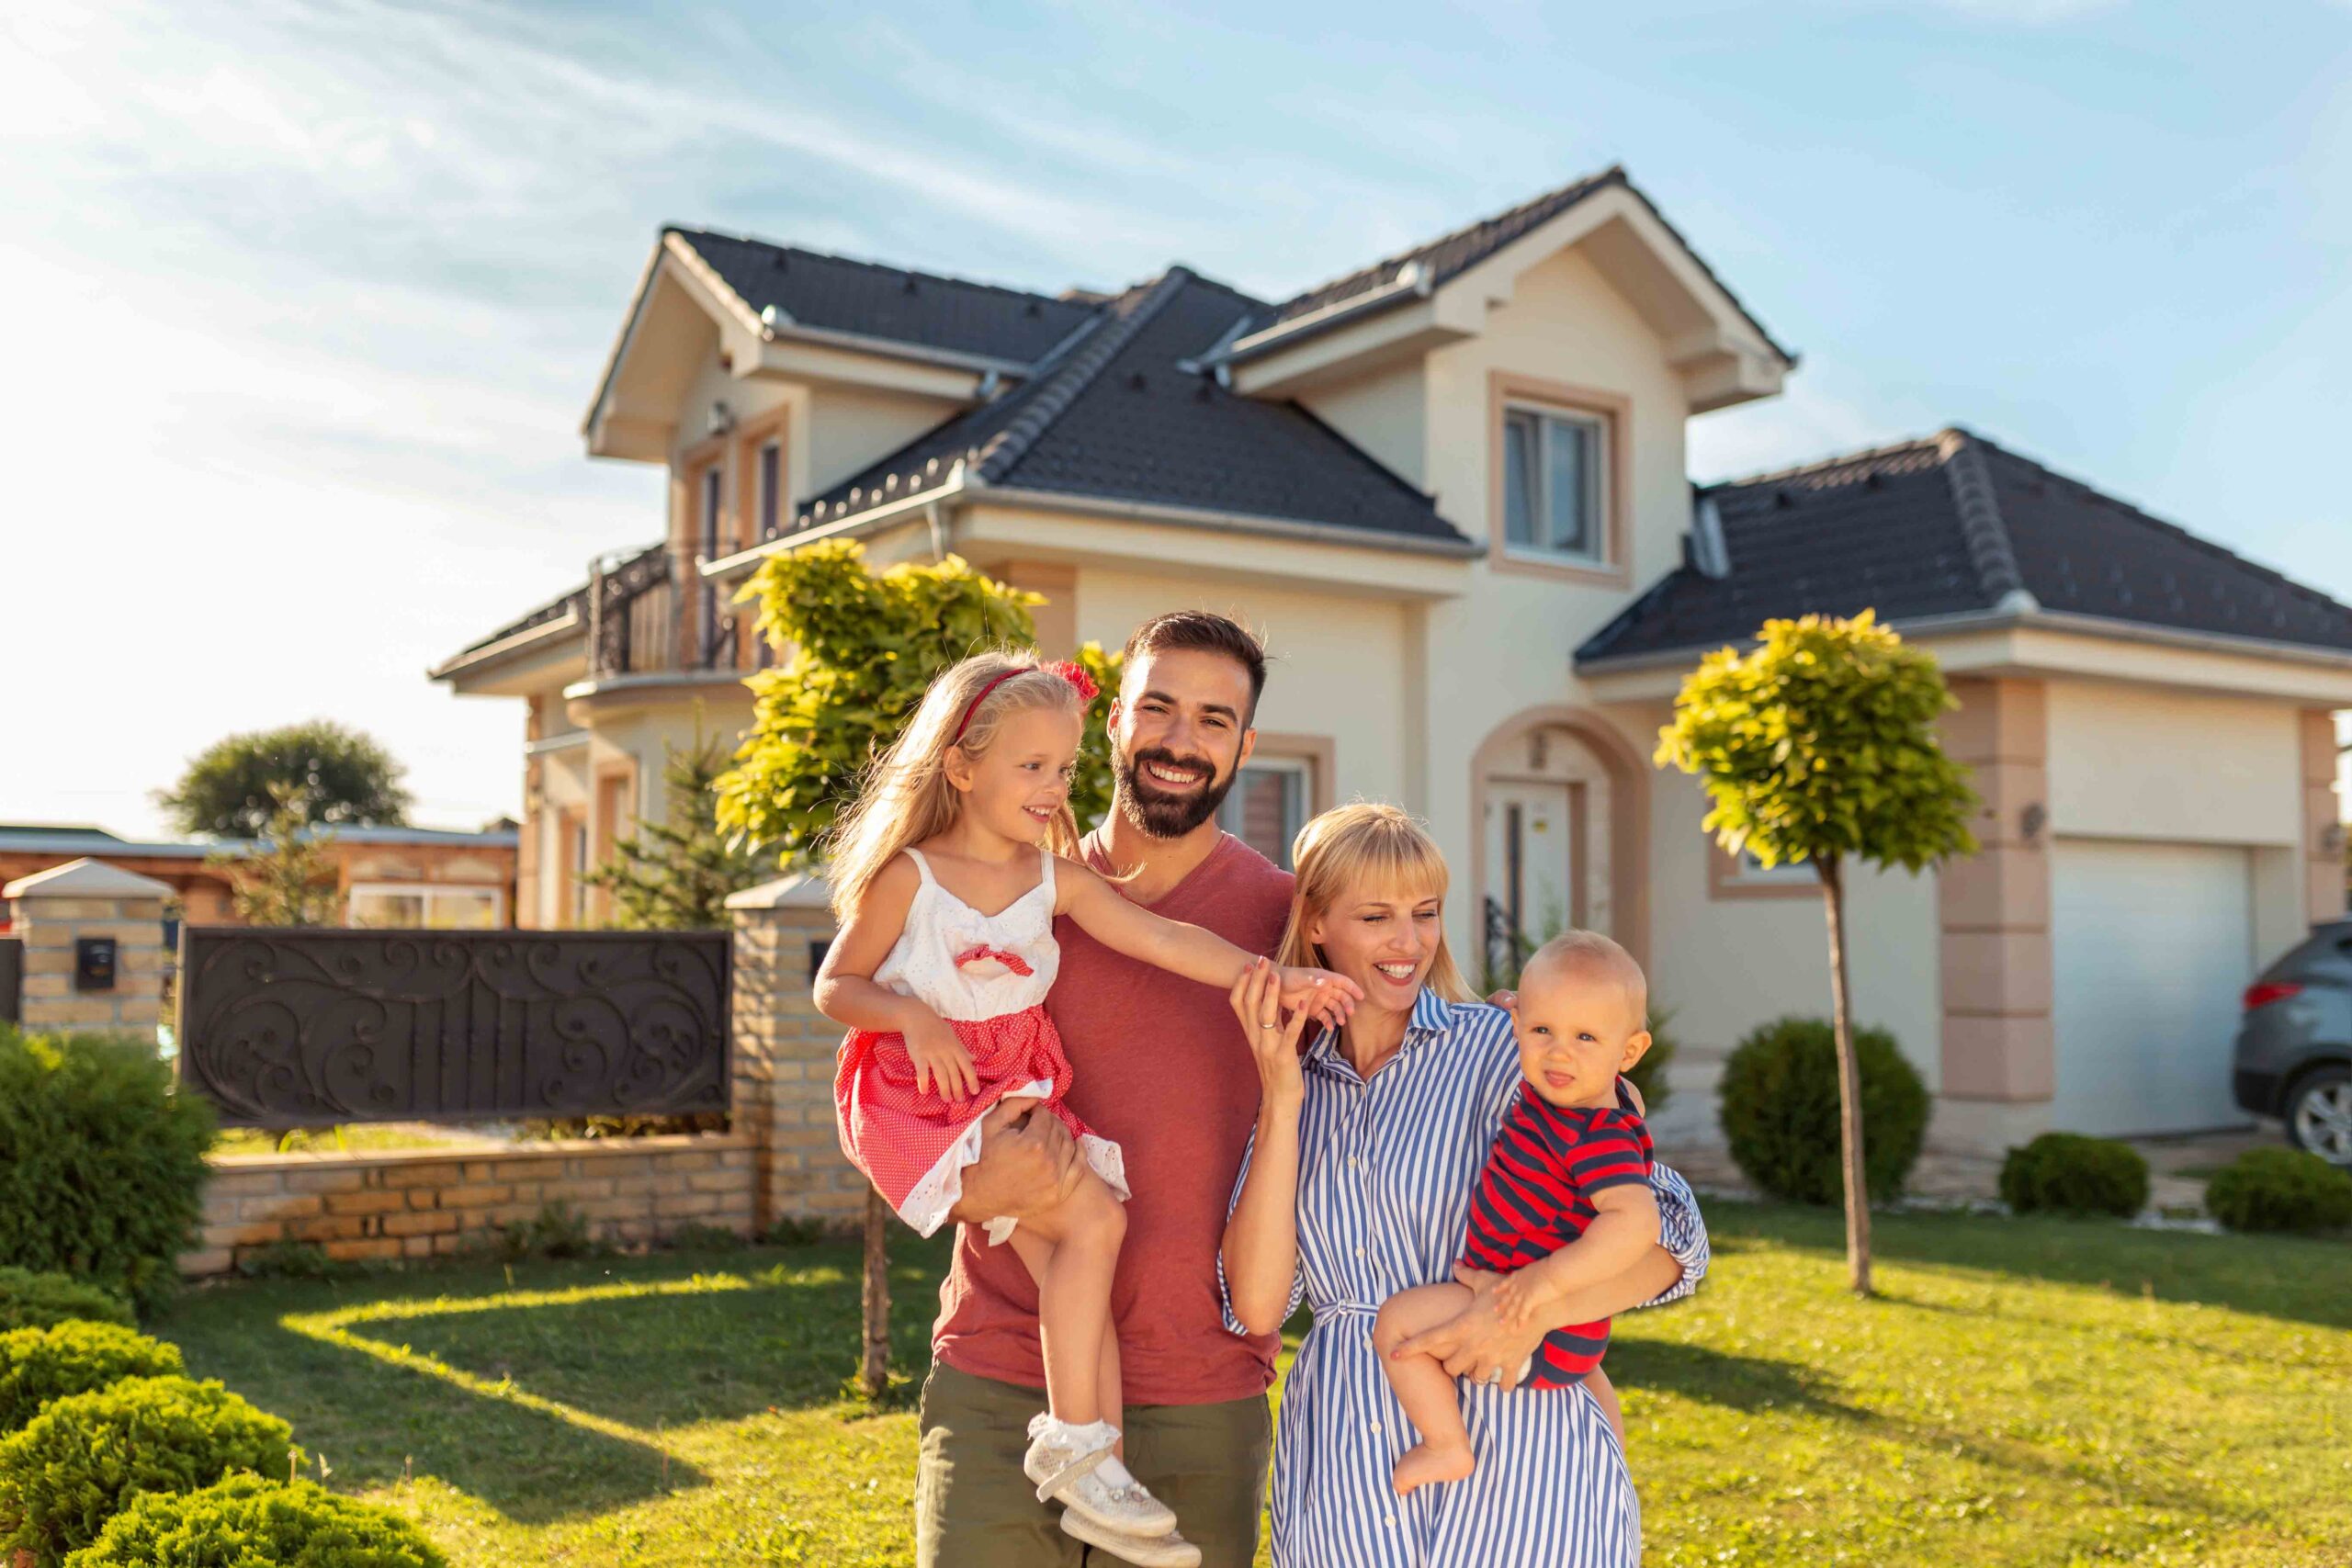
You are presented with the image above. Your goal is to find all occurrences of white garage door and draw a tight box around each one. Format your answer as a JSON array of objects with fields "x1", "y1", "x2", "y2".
[{"x1": 2050, "y1": 839, "x2": 2255, "y2": 1135}]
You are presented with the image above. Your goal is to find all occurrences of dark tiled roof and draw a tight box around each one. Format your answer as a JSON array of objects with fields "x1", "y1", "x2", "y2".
[
  {"x1": 671, "y1": 229, "x2": 1096, "y2": 366},
  {"x1": 787, "y1": 268, "x2": 1466, "y2": 547},
  {"x1": 1579, "y1": 430, "x2": 2352, "y2": 664}
]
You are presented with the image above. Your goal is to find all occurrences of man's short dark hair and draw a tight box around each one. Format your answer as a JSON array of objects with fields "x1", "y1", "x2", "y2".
[{"x1": 1121, "y1": 611, "x2": 1268, "y2": 722}]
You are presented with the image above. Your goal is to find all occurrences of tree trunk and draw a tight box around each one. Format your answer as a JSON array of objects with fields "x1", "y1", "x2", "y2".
[
  {"x1": 1821, "y1": 854, "x2": 1873, "y2": 1297},
  {"x1": 860, "y1": 1186, "x2": 891, "y2": 1400}
]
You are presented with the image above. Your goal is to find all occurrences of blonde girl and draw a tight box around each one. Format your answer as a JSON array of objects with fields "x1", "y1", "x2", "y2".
[{"x1": 816, "y1": 650, "x2": 1357, "y2": 1549}]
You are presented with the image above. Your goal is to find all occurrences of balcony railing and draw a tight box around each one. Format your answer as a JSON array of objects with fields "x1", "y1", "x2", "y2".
[{"x1": 585, "y1": 543, "x2": 750, "y2": 680}]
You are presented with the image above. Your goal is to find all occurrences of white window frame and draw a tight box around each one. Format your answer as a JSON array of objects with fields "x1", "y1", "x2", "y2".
[
  {"x1": 346, "y1": 882, "x2": 507, "y2": 930},
  {"x1": 1501, "y1": 402, "x2": 1609, "y2": 567},
  {"x1": 1724, "y1": 845, "x2": 1816, "y2": 888}
]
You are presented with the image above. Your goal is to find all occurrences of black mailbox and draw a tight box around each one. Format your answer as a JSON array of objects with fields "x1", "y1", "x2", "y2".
[{"x1": 74, "y1": 937, "x2": 118, "y2": 992}]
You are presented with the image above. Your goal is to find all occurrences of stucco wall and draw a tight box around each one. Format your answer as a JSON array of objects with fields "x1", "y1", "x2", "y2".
[
  {"x1": 1299, "y1": 359, "x2": 1427, "y2": 490},
  {"x1": 1642, "y1": 745, "x2": 1946, "y2": 1089},
  {"x1": 2044, "y1": 679, "x2": 2302, "y2": 846},
  {"x1": 1069, "y1": 565, "x2": 1416, "y2": 815}
]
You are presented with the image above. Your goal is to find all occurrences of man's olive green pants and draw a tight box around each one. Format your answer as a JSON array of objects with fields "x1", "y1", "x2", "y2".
[{"x1": 913, "y1": 1361, "x2": 1272, "y2": 1567}]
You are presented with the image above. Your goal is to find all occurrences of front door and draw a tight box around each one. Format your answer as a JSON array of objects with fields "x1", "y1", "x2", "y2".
[{"x1": 1484, "y1": 779, "x2": 1574, "y2": 979}]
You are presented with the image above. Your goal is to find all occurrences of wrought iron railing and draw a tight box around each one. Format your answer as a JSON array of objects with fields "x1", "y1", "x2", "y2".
[
  {"x1": 584, "y1": 543, "x2": 751, "y2": 679},
  {"x1": 175, "y1": 927, "x2": 731, "y2": 1128}
]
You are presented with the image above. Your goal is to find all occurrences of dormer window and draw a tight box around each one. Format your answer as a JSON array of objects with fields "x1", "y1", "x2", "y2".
[
  {"x1": 1503, "y1": 405, "x2": 1604, "y2": 562},
  {"x1": 1488, "y1": 374, "x2": 1628, "y2": 585}
]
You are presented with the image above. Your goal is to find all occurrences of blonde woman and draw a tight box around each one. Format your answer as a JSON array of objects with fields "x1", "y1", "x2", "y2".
[{"x1": 1217, "y1": 804, "x2": 1709, "y2": 1566}]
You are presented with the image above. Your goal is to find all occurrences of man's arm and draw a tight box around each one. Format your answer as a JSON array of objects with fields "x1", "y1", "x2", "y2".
[{"x1": 946, "y1": 1099, "x2": 1083, "y2": 1225}]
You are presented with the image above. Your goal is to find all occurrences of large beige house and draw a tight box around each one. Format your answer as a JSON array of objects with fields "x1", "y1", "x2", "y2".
[{"x1": 435, "y1": 168, "x2": 2352, "y2": 1155}]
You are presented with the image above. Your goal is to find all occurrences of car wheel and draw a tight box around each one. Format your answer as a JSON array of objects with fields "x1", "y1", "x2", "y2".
[{"x1": 2285, "y1": 1066, "x2": 2352, "y2": 1166}]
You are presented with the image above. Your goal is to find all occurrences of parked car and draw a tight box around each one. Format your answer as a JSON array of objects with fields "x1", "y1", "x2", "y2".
[{"x1": 2233, "y1": 919, "x2": 2352, "y2": 1166}]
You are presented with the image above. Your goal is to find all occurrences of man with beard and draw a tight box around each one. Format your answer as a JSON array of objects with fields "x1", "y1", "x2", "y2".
[{"x1": 913, "y1": 610, "x2": 1295, "y2": 1568}]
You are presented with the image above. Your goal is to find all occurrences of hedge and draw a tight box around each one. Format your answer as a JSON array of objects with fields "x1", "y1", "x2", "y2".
[
  {"x1": 1718, "y1": 1016, "x2": 1929, "y2": 1204},
  {"x1": 0, "y1": 1025, "x2": 215, "y2": 1314},
  {"x1": 2205, "y1": 1146, "x2": 2352, "y2": 1234},
  {"x1": 0, "y1": 1323, "x2": 183, "y2": 1434},
  {"x1": 1998, "y1": 1133, "x2": 2151, "y2": 1218},
  {"x1": 0, "y1": 1270, "x2": 134, "y2": 1336},
  {"x1": 65, "y1": 1474, "x2": 447, "y2": 1568}
]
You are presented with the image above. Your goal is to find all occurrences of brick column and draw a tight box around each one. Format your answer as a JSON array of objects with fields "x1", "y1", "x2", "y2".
[
  {"x1": 3, "y1": 858, "x2": 172, "y2": 1039},
  {"x1": 728, "y1": 871, "x2": 866, "y2": 1233},
  {"x1": 1933, "y1": 677, "x2": 2055, "y2": 1156}
]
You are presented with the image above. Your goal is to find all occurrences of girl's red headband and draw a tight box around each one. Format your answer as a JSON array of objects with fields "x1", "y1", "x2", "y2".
[{"x1": 951, "y1": 661, "x2": 1100, "y2": 745}]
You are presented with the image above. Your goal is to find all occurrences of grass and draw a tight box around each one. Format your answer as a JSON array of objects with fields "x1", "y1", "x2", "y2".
[
  {"x1": 210, "y1": 1123, "x2": 499, "y2": 1156},
  {"x1": 153, "y1": 1205, "x2": 2352, "y2": 1567}
]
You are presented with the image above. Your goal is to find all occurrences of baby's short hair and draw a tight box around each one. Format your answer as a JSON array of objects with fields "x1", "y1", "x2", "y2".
[{"x1": 1521, "y1": 931, "x2": 1648, "y2": 1024}]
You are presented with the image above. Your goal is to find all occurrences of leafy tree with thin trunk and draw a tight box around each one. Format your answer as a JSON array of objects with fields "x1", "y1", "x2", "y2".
[
  {"x1": 582, "y1": 710, "x2": 767, "y2": 931},
  {"x1": 209, "y1": 784, "x2": 339, "y2": 928},
  {"x1": 1656, "y1": 611, "x2": 1976, "y2": 1295},
  {"x1": 715, "y1": 539, "x2": 1118, "y2": 1397},
  {"x1": 157, "y1": 720, "x2": 411, "y2": 839}
]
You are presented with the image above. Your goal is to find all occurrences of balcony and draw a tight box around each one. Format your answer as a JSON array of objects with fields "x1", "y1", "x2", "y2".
[{"x1": 584, "y1": 543, "x2": 756, "y2": 681}]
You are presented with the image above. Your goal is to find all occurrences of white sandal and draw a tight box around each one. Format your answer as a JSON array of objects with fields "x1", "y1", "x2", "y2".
[
  {"x1": 1022, "y1": 1414, "x2": 1114, "y2": 1502},
  {"x1": 1061, "y1": 1511, "x2": 1203, "y2": 1567}
]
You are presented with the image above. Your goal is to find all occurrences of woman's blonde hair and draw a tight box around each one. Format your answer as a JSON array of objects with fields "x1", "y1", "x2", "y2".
[
  {"x1": 826, "y1": 650, "x2": 1085, "y2": 922},
  {"x1": 1275, "y1": 802, "x2": 1474, "y2": 1005}
]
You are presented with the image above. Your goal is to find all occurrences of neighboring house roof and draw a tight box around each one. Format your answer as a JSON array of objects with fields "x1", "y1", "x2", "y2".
[
  {"x1": 670, "y1": 228, "x2": 1098, "y2": 367},
  {"x1": 1578, "y1": 428, "x2": 2352, "y2": 664},
  {"x1": 0, "y1": 826, "x2": 521, "y2": 863},
  {"x1": 1238, "y1": 166, "x2": 1795, "y2": 367},
  {"x1": 795, "y1": 267, "x2": 1468, "y2": 547}
]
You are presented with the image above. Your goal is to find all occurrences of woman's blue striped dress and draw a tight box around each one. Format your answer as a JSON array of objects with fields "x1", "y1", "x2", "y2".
[{"x1": 1220, "y1": 989, "x2": 1710, "y2": 1568}]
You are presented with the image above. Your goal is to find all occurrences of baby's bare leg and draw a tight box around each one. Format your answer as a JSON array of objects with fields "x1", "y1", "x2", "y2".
[
  {"x1": 1372, "y1": 1282, "x2": 1478, "y2": 1496},
  {"x1": 1002, "y1": 1168, "x2": 1125, "y2": 1428},
  {"x1": 1582, "y1": 1361, "x2": 1625, "y2": 1451}
]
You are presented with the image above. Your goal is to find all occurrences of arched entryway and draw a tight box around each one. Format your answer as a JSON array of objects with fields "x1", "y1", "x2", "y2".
[{"x1": 1469, "y1": 706, "x2": 1651, "y2": 981}]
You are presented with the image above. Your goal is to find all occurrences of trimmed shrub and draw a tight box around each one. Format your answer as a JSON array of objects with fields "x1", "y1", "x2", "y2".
[
  {"x1": 2205, "y1": 1147, "x2": 2352, "y2": 1235},
  {"x1": 0, "y1": 1269, "x2": 134, "y2": 1336},
  {"x1": 1718, "y1": 1016, "x2": 1930, "y2": 1204},
  {"x1": 1998, "y1": 1134, "x2": 2150, "y2": 1217},
  {"x1": 0, "y1": 1024, "x2": 216, "y2": 1314},
  {"x1": 66, "y1": 1473, "x2": 447, "y2": 1568},
  {"x1": 0, "y1": 1323, "x2": 183, "y2": 1434},
  {"x1": 0, "y1": 1374, "x2": 295, "y2": 1565}
]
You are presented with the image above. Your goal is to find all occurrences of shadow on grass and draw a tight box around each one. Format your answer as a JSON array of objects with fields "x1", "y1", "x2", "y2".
[
  {"x1": 1609, "y1": 1339, "x2": 1866, "y2": 1420},
  {"x1": 1704, "y1": 1199, "x2": 2352, "y2": 1333},
  {"x1": 157, "y1": 1235, "x2": 952, "y2": 1524}
]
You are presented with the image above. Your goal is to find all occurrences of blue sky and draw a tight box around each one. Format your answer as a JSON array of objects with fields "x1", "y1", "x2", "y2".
[{"x1": 4, "y1": 0, "x2": 2347, "y2": 835}]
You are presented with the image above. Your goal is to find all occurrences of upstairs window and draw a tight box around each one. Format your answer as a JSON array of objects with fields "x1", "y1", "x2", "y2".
[
  {"x1": 1502, "y1": 404, "x2": 1607, "y2": 564},
  {"x1": 757, "y1": 440, "x2": 782, "y2": 540}
]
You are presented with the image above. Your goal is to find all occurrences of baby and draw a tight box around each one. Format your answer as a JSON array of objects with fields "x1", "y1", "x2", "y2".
[{"x1": 1371, "y1": 930, "x2": 1659, "y2": 1495}]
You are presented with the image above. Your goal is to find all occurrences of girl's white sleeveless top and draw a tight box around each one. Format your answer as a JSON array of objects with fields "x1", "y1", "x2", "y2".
[{"x1": 868, "y1": 849, "x2": 1059, "y2": 1024}]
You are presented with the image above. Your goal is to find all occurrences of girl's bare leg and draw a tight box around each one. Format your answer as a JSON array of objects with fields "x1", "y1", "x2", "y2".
[
  {"x1": 1582, "y1": 1362, "x2": 1625, "y2": 1450},
  {"x1": 1099, "y1": 1321, "x2": 1125, "y2": 1457},
  {"x1": 1371, "y1": 1282, "x2": 1478, "y2": 1495},
  {"x1": 1001, "y1": 1168, "x2": 1125, "y2": 1428}
]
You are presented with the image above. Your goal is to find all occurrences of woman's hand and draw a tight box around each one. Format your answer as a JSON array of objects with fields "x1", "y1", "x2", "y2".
[
  {"x1": 904, "y1": 1010, "x2": 978, "y2": 1101},
  {"x1": 1276, "y1": 965, "x2": 1359, "y2": 1029},
  {"x1": 1229, "y1": 957, "x2": 1312, "y2": 1108}
]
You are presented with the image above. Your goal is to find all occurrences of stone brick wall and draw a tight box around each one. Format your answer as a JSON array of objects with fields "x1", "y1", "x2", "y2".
[
  {"x1": 184, "y1": 1134, "x2": 755, "y2": 1278},
  {"x1": 729, "y1": 874, "x2": 867, "y2": 1231},
  {"x1": 1, "y1": 860, "x2": 171, "y2": 1039}
]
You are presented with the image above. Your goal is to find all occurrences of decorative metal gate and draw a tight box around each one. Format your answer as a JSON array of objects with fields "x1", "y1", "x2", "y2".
[{"x1": 175, "y1": 927, "x2": 731, "y2": 1129}]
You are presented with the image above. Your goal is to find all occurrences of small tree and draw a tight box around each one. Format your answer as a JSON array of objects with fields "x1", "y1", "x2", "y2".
[
  {"x1": 1656, "y1": 611, "x2": 1976, "y2": 1295},
  {"x1": 158, "y1": 719, "x2": 411, "y2": 839},
  {"x1": 715, "y1": 539, "x2": 1114, "y2": 1398},
  {"x1": 582, "y1": 714, "x2": 767, "y2": 931},
  {"x1": 209, "y1": 784, "x2": 339, "y2": 927}
]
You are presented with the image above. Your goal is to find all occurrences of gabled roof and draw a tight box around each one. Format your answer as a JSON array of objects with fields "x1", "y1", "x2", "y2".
[
  {"x1": 1236, "y1": 166, "x2": 1795, "y2": 368},
  {"x1": 668, "y1": 229, "x2": 1097, "y2": 367},
  {"x1": 786, "y1": 268, "x2": 1469, "y2": 547},
  {"x1": 1578, "y1": 428, "x2": 2352, "y2": 664}
]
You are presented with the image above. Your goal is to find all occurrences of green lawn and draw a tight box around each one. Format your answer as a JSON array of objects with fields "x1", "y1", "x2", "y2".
[{"x1": 154, "y1": 1204, "x2": 2352, "y2": 1567}]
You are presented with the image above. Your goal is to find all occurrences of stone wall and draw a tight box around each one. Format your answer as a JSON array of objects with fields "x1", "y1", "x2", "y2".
[
  {"x1": 184, "y1": 1134, "x2": 756, "y2": 1278},
  {"x1": 1, "y1": 858, "x2": 170, "y2": 1038}
]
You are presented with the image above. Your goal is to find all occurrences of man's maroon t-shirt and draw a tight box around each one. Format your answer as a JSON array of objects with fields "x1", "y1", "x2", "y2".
[{"x1": 928, "y1": 830, "x2": 1294, "y2": 1407}]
